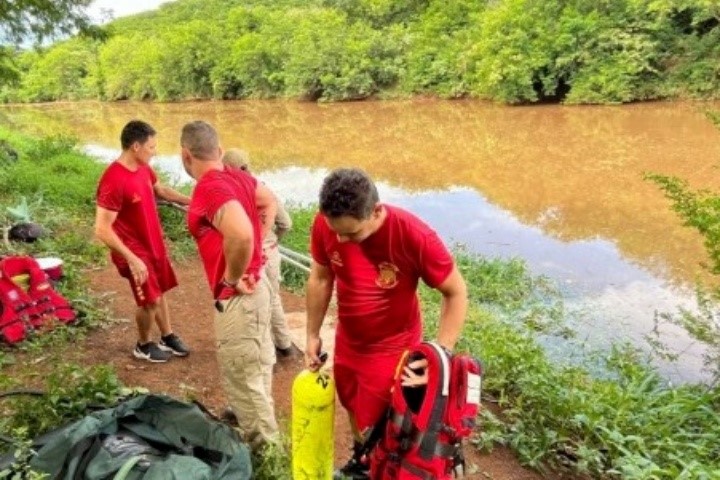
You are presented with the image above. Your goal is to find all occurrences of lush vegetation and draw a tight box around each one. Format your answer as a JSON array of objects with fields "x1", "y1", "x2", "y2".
[
  {"x1": 1, "y1": 129, "x2": 719, "y2": 479},
  {"x1": 1, "y1": 0, "x2": 719, "y2": 104},
  {"x1": 279, "y1": 218, "x2": 720, "y2": 477},
  {"x1": 644, "y1": 121, "x2": 720, "y2": 393},
  {"x1": 426, "y1": 258, "x2": 720, "y2": 479}
]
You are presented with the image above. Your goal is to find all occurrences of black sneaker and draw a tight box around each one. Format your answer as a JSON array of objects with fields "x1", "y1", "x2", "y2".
[
  {"x1": 333, "y1": 457, "x2": 369, "y2": 480},
  {"x1": 133, "y1": 342, "x2": 172, "y2": 363},
  {"x1": 159, "y1": 333, "x2": 190, "y2": 357},
  {"x1": 220, "y1": 406, "x2": 239, "y2": 427},
  {"x1": 275, "y1": 343, "x2": 301, "y2": 359}
]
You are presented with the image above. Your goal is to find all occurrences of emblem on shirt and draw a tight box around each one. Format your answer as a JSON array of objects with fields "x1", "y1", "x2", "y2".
[
  {"x1": 330, "y1": 251, "x2": 343, "y2": 267},
  {"x1": 131, "y1": 193, "x2": 142, "y2": 203},
  {"x1": 376, "y1": 262, "x2": 399, "y2": 289}
]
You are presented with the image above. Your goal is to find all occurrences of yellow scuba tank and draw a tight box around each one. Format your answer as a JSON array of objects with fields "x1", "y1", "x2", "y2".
[{"x1": 292, "y1": 365, "x2": 335, "y2": 479}]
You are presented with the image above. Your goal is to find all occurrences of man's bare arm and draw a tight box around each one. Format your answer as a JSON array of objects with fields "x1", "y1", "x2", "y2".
[
  {"x1": 434, "y1": 266, "x2": 468, "y2": 351},
  {"x1": 305, "y1": 261, "x2": 335, "y2": 370},
  {"x1": 255, "y1": 183, "x2": 278, "y2": 240},
  {"x1": 94, "y1": 206, "x2": 147, "y2": 284},
  {"x1": 212, "y1": 200, "x2": 254, "y2": 283},
  {"x1": 154, "y1": 182, "x2": 191, "y2": 205}
]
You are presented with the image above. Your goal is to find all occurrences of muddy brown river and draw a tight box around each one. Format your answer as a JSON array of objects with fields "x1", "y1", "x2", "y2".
[{"x1": 3, "y1": 99, "x2": 720, "y2": 382}]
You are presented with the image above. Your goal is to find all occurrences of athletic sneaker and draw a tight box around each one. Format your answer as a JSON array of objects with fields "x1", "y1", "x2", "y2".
[
  {"x1": 275, "y1": 343, "x2": 302, "y2": 359},
  {"x1": 159, "y1": 333, "x2": 190, "y2": 357},
  {"x1": 133, "y1": 342, "x2": 172, "y2": 363},
  {"x1": 220, "y1": 406, "x2": 239, "y2": 427}
]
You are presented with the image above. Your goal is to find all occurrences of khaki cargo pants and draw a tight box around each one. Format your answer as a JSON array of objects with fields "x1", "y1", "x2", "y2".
[
  {"x1": 214, "y1": 276, "x2": 278, "y2": 450},
  {"x1": 264, "y1": 245, "x2": 292, "y2": 350}
]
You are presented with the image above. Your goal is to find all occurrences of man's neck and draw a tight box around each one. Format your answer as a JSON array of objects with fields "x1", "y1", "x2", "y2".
[
  {"x1": 193, "y1": 160, "x2": 224, "y2": 180},
  {"x1": 117, "y1": 151, "x2": 141, "y2": 171},
  {"x1": 369, "y1": 205, "x2": 388, "y2": 236}
]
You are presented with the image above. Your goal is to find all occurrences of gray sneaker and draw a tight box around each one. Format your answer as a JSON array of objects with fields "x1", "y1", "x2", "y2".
[
  {"x1": 159, "y1": 333, "x2": 190, "y2": 357},
  {"x1": 133, "y1": 342, "x2": 172, "y2": 363}
]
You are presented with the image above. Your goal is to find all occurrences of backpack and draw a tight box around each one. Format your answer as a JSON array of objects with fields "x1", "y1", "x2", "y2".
[
  {"x1": 0, "y1": 267, "x2": 37, "y2": 343},
  {"x1": 0, "y1": 394, "x2": 253, "y2": 480},
  {"x1": 0, "y1": 256, "x2": 76, "y2": 344},
  {"x1": 369, "y1": 342, "x2": 483, "y2": 479}
]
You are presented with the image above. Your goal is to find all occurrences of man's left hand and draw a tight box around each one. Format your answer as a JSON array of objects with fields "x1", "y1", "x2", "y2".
[{"x1": 401, "y1": 358, "x2": 429, "y2": 387}]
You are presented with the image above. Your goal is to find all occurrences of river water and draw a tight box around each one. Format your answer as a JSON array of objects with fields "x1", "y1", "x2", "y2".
[{"x1": 2, "y1": 99, "x2": 720, "y2": 382}]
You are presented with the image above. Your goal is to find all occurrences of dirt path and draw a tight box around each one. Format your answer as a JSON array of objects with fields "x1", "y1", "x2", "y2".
[{"x1": 83, "y1": 257, "x2": 549, "y2": 480}]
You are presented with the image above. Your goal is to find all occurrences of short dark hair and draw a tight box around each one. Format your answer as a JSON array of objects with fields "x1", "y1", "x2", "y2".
[
  {"x1": 319, "y1": 168, "x2": 379, "y2": 219},
  {"x1": 120, "y1": 120, "x2": 156, "y2": 150},
  {"x1": 181, "y1": 120, "x2": 219, "y2": 161}
]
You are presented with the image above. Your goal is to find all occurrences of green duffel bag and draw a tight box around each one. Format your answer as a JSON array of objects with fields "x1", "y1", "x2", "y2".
[{"x1": 26, "y1": 394, "x2": 252, "y2": 480}]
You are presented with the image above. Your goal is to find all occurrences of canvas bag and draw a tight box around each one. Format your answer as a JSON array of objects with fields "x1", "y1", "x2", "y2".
[{"x1": 13, "y1": 394, "x2": 253, "y2": 480}]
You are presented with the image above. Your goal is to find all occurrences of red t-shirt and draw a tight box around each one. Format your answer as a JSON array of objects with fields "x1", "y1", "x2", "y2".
[
  {"x1": 310, "y1": 205, "x2": 454, "y2": 354},
  {"x1": 188, "y1": 167, "x2": 263, "y2": 299},
  {"x1": 96, "y1": 161, "x2": 168, "y2": 268}
]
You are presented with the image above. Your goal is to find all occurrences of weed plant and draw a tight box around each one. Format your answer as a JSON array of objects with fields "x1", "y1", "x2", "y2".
[
  {"x1": 0, "y1": 364, "x2": 121, "y2": 439},
  {"x1": 252, "y1": 435, "x2": 292, "y2": 480},
  {"x1": 279, "y1": 204, "x2": 316, "y2": 292}
]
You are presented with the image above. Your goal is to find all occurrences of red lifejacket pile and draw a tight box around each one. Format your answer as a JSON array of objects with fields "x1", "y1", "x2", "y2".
[
  {"x1": 0, "y1": 255, "x2": 76, "y2": 344},
  {"x1": 370, "y1": 342, "x2": 483, "y2": 480}
]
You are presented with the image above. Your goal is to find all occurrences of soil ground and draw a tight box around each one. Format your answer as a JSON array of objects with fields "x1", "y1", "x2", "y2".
[{"x1": 81, "y1": 257, "x2": 555, "y2": 480}]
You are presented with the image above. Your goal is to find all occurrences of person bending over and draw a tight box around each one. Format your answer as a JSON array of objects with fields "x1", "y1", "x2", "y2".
[{"x1": 305, "y1": 168, "x2": 468, "y2": 479}]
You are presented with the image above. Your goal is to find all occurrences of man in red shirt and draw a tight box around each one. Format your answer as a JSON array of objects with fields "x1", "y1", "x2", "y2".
[
  {"x1": 305, "y1": 168, "x2": 468, "y2": 479},
  {"x1": 95, "y1": 120, "x2": 190, "y2": 363},
  {"x1": 180, "y1": 121, "x2": 279, "y2": 450}
]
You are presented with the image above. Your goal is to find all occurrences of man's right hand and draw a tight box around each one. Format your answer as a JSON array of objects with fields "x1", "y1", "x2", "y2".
[
  {"x1": 305, "y1": 336, "x2": 324, "y2": 372},
  {"x1": 128, "y1": 256, "x2": 148, "y2": 285},
  {"x1": 234, "y1": 274, "x2": 256, "y2": 295}
]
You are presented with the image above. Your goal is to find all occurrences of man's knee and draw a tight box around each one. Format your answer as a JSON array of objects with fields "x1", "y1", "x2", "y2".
[{"x1": 139, "y1": 297, "x2": 161, "y2": 313}]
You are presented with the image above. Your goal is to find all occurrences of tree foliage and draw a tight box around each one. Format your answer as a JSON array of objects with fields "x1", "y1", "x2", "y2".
[
  {"x1": 2, "y1": 0, "x2": 720, "y2": 103},
  {"x1": 0, "y1": 0, "x2": 93, "y2": 45},
  {"x1": 646, "y1": 111, "x2": 720, "y2": 384}
]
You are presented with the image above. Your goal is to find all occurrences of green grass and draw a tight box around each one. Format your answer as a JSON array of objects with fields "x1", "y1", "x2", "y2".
[
  {"x1": 278, "y1": 204, "x2": 316, "y2": 292},
  {"x1": 278, "y1": 212, "x2": 720, "y2": 478},
  {"x1": 1, "y1": 128, "x2": 719, "y2": 479}
]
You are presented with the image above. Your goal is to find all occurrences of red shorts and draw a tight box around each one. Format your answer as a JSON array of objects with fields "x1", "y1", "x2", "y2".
[
  {"x1": 333, "y1": 348, "x2": 404, "y2": 432},
  {"x1": 117, "y1": 256, "x2": 178, "y2": 307}
]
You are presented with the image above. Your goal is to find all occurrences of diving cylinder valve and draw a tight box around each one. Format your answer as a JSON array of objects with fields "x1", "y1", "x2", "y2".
[{"x1": 292, "y1": 367, "x2": 335, "y2": 479}]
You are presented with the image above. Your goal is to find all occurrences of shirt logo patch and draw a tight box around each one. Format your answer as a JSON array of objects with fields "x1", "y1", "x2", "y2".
[
  {"x1": 131, "y1": 193, "x2": 142, "y2": 203},
  {"x1": 330, "y1": 251, "x2": 343, "y2": 267},
  {"x1": 376, "y1": 262, "x2": 399, "y2": 289}
]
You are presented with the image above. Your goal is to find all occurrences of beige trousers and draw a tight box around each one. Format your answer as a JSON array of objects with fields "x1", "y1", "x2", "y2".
[
  {"x1": 214, "y1": 276, "x2": 278, "y2": 450},
  {"x1": 264, "y1": 245, "x2": 292, "y2": 350}
]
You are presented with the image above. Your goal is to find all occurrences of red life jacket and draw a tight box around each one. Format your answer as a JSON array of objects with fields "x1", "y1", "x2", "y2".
[
  {"x1": 0, "y1": 256, "x2": 76, "y2": 344},
  {"x1": 0, "y1": 268, "x2": 37, "y2": 343},
  {"x1": 370, "y1": 342, "x2": 483, "y2": 479}
]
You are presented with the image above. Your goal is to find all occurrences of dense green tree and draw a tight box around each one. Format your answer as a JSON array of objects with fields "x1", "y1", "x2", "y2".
[
  {"x1": 210, "y1": 7, "x2": 286, "y2": 99},
  {"x1": 281, "y1": 9, "x2": 401, "y2": 100},
  {"x1": 0, "y1": 0, "x2": 95, "y2": 85},
  {"x1": 3, "y1": 0, "x2": 720, "y2": 103},
  {"x1": 17, "y1": 39, "x2": 98, "y2": 101},
  {"x1": 0, "y1": 0, "x2": 92, "y2": 45},
  {"x1": 401, "y1": 0, "x2": 485, "y2": 97}
]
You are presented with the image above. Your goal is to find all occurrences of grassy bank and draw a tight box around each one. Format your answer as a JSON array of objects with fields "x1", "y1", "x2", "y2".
[
  {"x1": 1, "y1": 129, "x2": 719, "y2": 479},
  {"x1": 279, "y1": 220, "x2": 720, "y2": 477}
]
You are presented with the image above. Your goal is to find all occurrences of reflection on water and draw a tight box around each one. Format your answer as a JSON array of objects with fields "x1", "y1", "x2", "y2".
[{"x1": 3, "y1": 100, "x2": 720, "y2": 382}]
